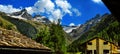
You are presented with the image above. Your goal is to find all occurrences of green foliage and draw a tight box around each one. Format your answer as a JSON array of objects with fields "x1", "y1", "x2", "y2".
[
  {"x1": 50, "y1": 24, "x2": 66, "y2": 53},
  {"x1": 34, "y1": 24, "x2": 67, "y2": 54},
  {"x1": 34, "y1": 26, "x2": 50, "y2": 44}
]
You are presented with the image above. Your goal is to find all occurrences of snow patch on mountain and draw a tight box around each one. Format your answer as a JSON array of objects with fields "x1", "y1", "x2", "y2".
[
  {"x1": 7, "y1": 11, "x2": 27, "y2": 20},
  {"x1": 63, "y1": 25, "x2": 80, "y2": 33},
  {"x1": 6, "y1": 9, "x2": 51, "y2": 24}
]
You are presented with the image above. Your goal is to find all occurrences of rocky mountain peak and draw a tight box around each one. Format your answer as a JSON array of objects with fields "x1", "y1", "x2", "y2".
[
  {"x1": 21, "y1": 9, "x2": 27, "y2": 13},
  {"x1": 9, "y1": 9, "x2": 32, "y2": 20},
  {"x1": 33, "y1": 15, "x2": 51, "y2": 24}
]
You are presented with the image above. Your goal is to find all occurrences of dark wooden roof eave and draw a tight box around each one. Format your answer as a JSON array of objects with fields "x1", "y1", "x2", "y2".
[
  {"x1": 0, "y1": 46, "x2": 52, "y2": 53},
  {"x1": 80, "y1": 37, "x2": 118, "y2": 47}
]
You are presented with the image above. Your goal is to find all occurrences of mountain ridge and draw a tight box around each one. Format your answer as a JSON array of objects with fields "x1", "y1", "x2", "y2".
[
  {"x1": 64, "y1": 13, "x2": 109, "y2": 41},
  {"x1": 7, "y1": 9, "x2": 51, "y2": 24}
]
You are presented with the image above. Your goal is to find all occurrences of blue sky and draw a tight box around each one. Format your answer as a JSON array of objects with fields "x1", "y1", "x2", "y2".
[{"x1": 0, "y1": 0, "x2": 110, "y2": 26}]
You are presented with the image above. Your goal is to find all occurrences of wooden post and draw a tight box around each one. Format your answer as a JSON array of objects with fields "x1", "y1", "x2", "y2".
[
  {"x1": 110, "y1": 44, "x2": 112, "y2": 54},
  {"x1": 96, "y1": 38, "x2": 99, "y2": 54}
]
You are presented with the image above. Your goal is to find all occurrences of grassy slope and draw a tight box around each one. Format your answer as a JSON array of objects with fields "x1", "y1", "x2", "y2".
[{"x1": 0, "y1": 16, "x2": 17, "y2": 31}]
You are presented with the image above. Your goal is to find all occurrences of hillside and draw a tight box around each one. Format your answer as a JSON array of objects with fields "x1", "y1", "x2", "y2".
[
  {"x1": 0, "y1": 11, "x2": 45, "y2": 38},
  {"x1": 63, "y1": 14, "x2": 109, "y2": 42},
  {"x1": 67, "y1": 14, "x2": 120, "y2": 52},
  {"x1": 0, "y1": 11, "x2": 71, "y2": 53}
]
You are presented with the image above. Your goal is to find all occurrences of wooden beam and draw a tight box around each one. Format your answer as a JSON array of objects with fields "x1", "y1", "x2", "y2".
[{"x1": 96, "y1": 38, "x2": 99, "y2": 54}]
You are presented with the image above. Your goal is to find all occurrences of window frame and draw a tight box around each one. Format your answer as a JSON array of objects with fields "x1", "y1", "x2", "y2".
[
  {"x1": 88, "y1": 42, "x2": 92, "y2": 45},
  {"x1": 103, "y1": 41, "x2": 108, "y2": 45}
]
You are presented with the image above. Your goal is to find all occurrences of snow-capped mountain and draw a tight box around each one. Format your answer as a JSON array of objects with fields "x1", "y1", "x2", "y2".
[
  {"x1": 8, "y1": 9, "x2": 32, "y2": 20},
  {"x1": 63, "y1": 14, "x2": 102, "y2": 34},
  {"x1": 33, "y1": 15, "x2": 51, "y2": 24},
  {"x1": 64, "y1": 13, "x2": 109, "y2": 40},
  {"x1": 7, "y1": 9, "x2": 51, "y2": 24}
]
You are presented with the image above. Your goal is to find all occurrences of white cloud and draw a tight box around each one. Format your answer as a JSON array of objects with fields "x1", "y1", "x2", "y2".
[
  {"x1": 72, "y1": 8, "x2": 81, "y2": 16},
  {"x1": 49, "y1": 9, "x2": 62, "y2": 23},
  {"x1": 92, "y1": 0, "x2": 102, "y2": 4},
  {"x1": 25, "y1": 7, "x2": 34, "y2": 14},
  {"x1": 26, "y1": 0, "x2": 55, "y2": 15},
  {"x1": 0, "y1": 5, "x2": 21, "y2": 13},
  {"x1": 69, "y1": 23, "x2": 75, "y2": 26},
  {"x1": 25, "y1": 0, "x2": 81, "y2": 24},
  {"x1": 34, "y1": 0, "x2": 55, "y2": 13},
  {"x1": 55, "y1": 0, "x2": 72, "y2": 16}
]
